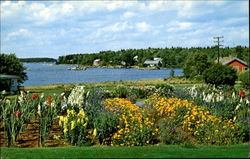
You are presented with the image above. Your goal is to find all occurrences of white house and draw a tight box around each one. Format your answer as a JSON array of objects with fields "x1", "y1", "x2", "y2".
[
  {"x1": 93, "y1": 59, "x2": 101, "y2": 66},
  {"x1": 144, "y1": 57, "x2": 162, "y2": 67},
  {"x1": 133, "y1": 56, "x2": 138, "y2": 61}
]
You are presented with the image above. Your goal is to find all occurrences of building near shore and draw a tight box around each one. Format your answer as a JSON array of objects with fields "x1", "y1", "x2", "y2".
[
  {"x1": 144, "y1": 57, "x2": 162, "y2": 67},
  {"x1": 218, "y1": 56, "x2": 248, "y2": 72},
  {"x1": 93, "y1": 59, "x2": 101, "y2": 66},
  {"x1": 0, "y1": 74, "x2": 19, "y2": 92}
]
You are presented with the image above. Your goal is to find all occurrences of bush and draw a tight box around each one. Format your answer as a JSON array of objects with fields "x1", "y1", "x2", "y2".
[
  {"x1": 203, "y1": 64, "x2": 237, "y2": 86},
  {"x1": 238, "y1": 70, "x2": 249, "y2": 89},
  {"x1": 158, "y1": 118, "x2": 192, "y2": 144},
  {"x1": 113, "y1": 86, "x2": 129, "y2": 98},
  {"x1": 155, "y1": 84, "x2": 175, "y2": 97},
  {"x1": 0, "y1": 54, "x2": 28, "y2": 91},
  {"x1": 59, "y1": 108, "x2": 93, "y2": 146},
  {"x1": 183, "y1": 53, "x2": 211, "y2": 78},
  {"x1": 93, "y1": 112, "x2": 119, "y2": 145}
]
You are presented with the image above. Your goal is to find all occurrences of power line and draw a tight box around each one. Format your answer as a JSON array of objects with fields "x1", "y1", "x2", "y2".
[{"x1": 213, "y1": 36, "x2": 224, "y2": 63}]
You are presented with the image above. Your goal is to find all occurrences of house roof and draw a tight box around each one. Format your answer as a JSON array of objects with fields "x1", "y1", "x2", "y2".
[
  {"x1": 144, "y1": 60, "x2": 160, "y2": 64},
  {"x1": 222, "y1": 57, "x2": 248, "y2": 66},
  {"x1": 0, "y1": 74, "x2": 20, "y2": 79}
]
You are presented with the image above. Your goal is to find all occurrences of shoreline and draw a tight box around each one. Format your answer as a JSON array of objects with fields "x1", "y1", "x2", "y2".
[
  {"x1": 23, "y1": 76, "x2": 200, "y2": 90},
  {"x1": 53, "y1": 63, "x2": 181, "y2": 70}
]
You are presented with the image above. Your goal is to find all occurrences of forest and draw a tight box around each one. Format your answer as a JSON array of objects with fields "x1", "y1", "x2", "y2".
[
  {"x1": 19, "y1": 58, "x2": 57, "y2": 63},
  {"x1": 56, "y1": 46, "x2": 249, "y2": 68}
]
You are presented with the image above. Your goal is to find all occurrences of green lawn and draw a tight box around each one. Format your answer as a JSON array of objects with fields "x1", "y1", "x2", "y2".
[{"x1": 1, "y1": 144, "x2": 249, "y2": 159}]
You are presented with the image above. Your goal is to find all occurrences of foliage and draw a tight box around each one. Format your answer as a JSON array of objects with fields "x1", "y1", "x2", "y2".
[
  {"x1": 0, "y1": 91, "x2": 63, "y2": 147},
  {"x1": 203, "y1": 63, "x2": 237, "y2": 86},
  {"x1": 1, "y1": 84, "x2": 248, "y2": 147},
  {"x1": 19, "y1": 58, "x2": 57, "y2": 63},
  {"x1": 238, "y1": 70, "x2": 249, "y2": 89},
  {"x1": 155, "y1": 84, "x2": 175, "y2": 97},
  {"x1": 0, "y1": 54, "x2": 27, "y2": 91},
  {"x1": 158, "y1": 118, "x2": 193, "y2": 144},
  {"x1": 59, "y1": 108, "x2": 94, "y2": 146},
  {"x1": 170, "y1": 69, "x2": 175, "y2": 78},
  {"x1": 56, "y1": 46, "x2": 249, "y2": 69},
  {"x1": 173, "y1": 84, "x2": 249, "y2": 142},
  {"x1": 105, "y1": 98, "x2": 158, "y2": 146},
  {"x1": 93, "y1": 112, "x2": 119, "y2": 145},
  {"x1": 146, "y1": 95, "x2": 244, "y2": 145},
  {"x1": 183, "y1": 52, "x2": 211, "y2": 78}
]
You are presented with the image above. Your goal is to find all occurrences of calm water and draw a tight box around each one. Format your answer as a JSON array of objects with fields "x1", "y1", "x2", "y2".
[{"x1": 23, "y1": 63, "x2": 183, "y2": 86}]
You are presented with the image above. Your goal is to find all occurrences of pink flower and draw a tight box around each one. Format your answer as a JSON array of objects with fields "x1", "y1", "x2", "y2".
[
  {"x1": 238, "y1": 90, "x2": 246, "y2": 98},
  {"x1": 31, "y1": 93, "x2": 39, "y2": 100},
  {"x1": 15, "y1": 110, "x2": 21, "y2": 117},
  {"x1": 47, "y1": 96, "x2": 52, "y2": 104}
]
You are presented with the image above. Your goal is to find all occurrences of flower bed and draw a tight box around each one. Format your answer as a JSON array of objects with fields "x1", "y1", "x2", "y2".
[{"x1": 0, "y1": 85, "x2": 247, "y2": 147}]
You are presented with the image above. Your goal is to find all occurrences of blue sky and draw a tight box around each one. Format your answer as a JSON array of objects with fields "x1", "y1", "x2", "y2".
[{"x1": 1, "y1": 0, "x2": 249, "y2": 58}]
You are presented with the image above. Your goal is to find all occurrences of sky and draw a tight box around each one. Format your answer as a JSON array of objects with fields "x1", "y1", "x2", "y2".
[{"x1": 0, "y1": 0, "x2": 249, "y2": 58}]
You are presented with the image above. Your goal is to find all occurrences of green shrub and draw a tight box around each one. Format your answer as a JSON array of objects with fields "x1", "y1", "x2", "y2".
[
  {"x1": 158, "y1": 118, "x2": 192, "y2": 144},
  {"x1": 155, "y1": 84, "x2": 175, "y2": 97},
  {"x1": 93, "y1": 112, "x2": 119, "y2": 145},
  {"x1": 113, "y1": 86, "x2": 129, "y2": 98},
  {"x1": 170, "y1": 69, "x2": 175, "y2": 78},
  {"x1": 238, "y1": 70, "x2": 249, "y2": 88},
  {"x1": 183, "y1": 53, "x2": 211, "y2": 78},
  {"x1": 203, "y1": 64, "x2": 237, "y2": 86}
]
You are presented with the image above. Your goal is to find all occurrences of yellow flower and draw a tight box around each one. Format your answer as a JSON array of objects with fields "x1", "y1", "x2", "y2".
[
  {"x1": 63, "y1": 128, "x2": 68, "y2": 134},
  {"x1": 93, "y1": 128, "x2": 97, "y2": 137},
  {"x1": 71, "y1": 121, "x2": 75, "y2": 130}
]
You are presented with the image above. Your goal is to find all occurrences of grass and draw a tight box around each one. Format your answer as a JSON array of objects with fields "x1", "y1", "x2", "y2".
[
  {"x1": 1, "y1": 144, "x2": 249, "y2": 159},
  {"x1": 20, "y1": 77, "x2": 201, "y2": 95}
]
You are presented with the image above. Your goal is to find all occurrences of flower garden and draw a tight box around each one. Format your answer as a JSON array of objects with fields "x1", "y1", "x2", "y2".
[{"x1": 0, "y1": 84, "x2": 249, "y2": 148}]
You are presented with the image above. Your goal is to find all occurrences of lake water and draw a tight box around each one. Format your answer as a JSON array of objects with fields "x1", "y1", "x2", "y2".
[{"x1": 23, "y1": 63, "x2": 183, "y2": 86}]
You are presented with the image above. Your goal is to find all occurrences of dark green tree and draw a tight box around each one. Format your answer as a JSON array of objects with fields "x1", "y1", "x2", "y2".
[
  {"x1": 0, "y1": 53, "x2": 28, "y2": 90},
  {"x1": 183, "y1": 52, "x2": 211, "y2": 78},
  {"x1": 235, "y1": 45, "x2": 243, "y2": 59},
  {"x1": 203, "y1": 63, "x2": 237, "y2": 86}
]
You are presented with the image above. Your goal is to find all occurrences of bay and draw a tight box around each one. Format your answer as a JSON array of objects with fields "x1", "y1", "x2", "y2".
[{"x1": 23, "y1": 63, "x2": 183, "y2": 86}]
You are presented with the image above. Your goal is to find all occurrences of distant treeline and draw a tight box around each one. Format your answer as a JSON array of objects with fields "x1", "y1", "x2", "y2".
[
  {"x1": 19, "y1": 58, "x2": 57, "y2": 63},
  {"x1": 57, "y1": 46, "x2": 249, "y2": 68}
]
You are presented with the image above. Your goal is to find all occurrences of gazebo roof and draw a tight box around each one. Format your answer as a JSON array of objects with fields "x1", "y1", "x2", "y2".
[{"x1": 0, "y1": 74, "x2": 20, "y2": 79}]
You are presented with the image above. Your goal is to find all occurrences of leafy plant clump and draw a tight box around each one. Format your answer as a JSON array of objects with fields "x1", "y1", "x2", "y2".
[
  {"x1": 203, "y1": 63, "x2": 237, "y2": 86},
  {"x1": 237, "y1": 70, "x2": 249, "y2": 89}
]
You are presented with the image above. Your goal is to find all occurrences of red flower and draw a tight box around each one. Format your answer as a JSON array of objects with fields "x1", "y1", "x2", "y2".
[
  {"x1": 238, "y1": 90, "x2": 246, "y2": 98},
  {"x1": 31, "y1": 93, "x2": 39, "y2": 100},
  {"x1": 47, "y1": 96, "x2": 52, "y2": 104},
  {"x1": 15, "y1": 110, "x2": 21, "y2": 117}
]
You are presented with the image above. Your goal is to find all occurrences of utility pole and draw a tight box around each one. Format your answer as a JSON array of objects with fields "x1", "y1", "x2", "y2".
[{"x1": 213, "y1": 36, "x2": 224, "y2": 63}]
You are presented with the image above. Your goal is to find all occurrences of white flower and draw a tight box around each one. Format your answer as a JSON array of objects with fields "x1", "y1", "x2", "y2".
[
  {"x1": 240, "y1": 98, "x2": 243, "y2": 103},
  {"x1": 235, "y1": 104, "x2": 240, "y2": 111},
  {"x1": 41, "y1": 93, "x2": 44, "y2": 99},
  {"x1": 1, "y1": 90, "x2": 6, "y2": 95},
  {"x1": 61, "y1": 102, "x2": 67, "y2": 110},
  {"x1": 38, "y1": 104, "x2": 41, "y2": 116},
  {"x1": 51, "y1": 102, "x2": 55, "y2": 107},
  {"x1": 246, "y1": 99, "x2": 249, "y2": 104},
  {"x1": 232, "y1": 92, "x2": 236, "y2": 98},
  {"x1": 42, "y1": 102, "x2": 47, "y2": 109}
]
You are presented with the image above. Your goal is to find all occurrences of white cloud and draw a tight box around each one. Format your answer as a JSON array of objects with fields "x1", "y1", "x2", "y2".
[
  {"x1": 1, "y1": 1, "x2": 248, "y2": 58},
  {"x1": 167, "y1": 21, "x2": 194, "y2": 32},
  {"x1": 6, "y1": 29, "x2": 32, "y2": 41},
  {"x1": 135, "y1": 22, "x2": 151, "y2": 32},
  {"x1": 121, "y1": 11, "x2": 137, "y2": 19}
]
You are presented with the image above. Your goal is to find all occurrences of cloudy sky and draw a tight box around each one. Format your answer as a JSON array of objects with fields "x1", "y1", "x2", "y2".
[{"x1": 1, "y1": 0, "x2": 249, "y2": 58}]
